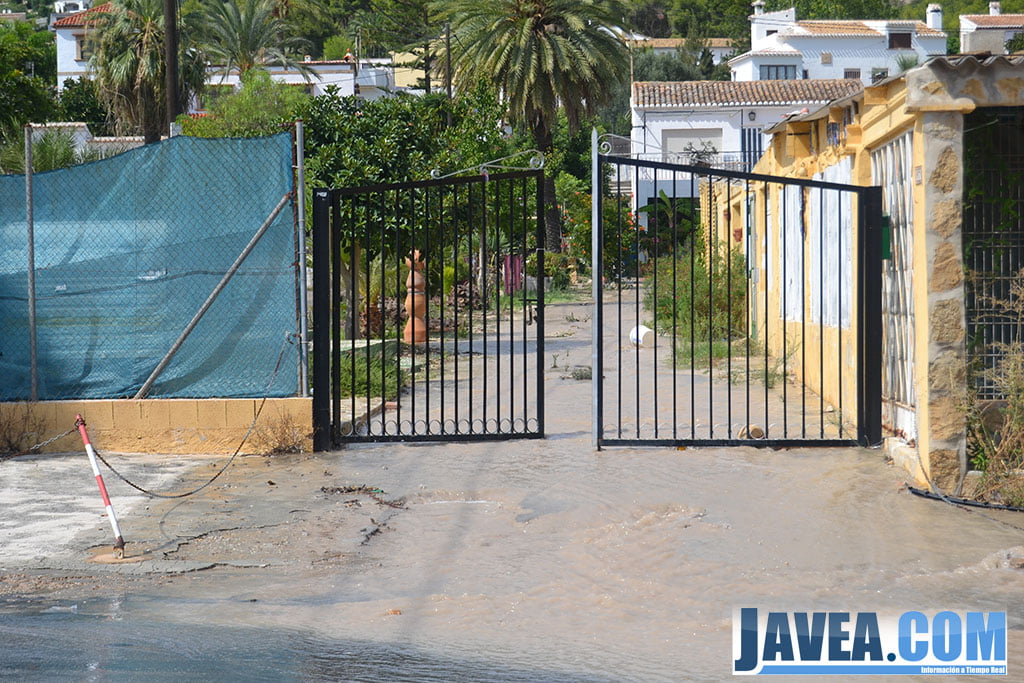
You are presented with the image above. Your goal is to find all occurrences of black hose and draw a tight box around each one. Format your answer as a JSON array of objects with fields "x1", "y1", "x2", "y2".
[{"x1": 906, "y1": 485, "x2": 1024, "y2": 513}]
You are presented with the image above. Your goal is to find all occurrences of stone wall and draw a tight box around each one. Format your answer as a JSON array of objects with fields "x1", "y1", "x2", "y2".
[
  {"x1": 922, "y1": 111, "x2": 968, "y2": 491},
  {"x1": 903, "y1": 57, "x2": 1024, "y2": 491}
]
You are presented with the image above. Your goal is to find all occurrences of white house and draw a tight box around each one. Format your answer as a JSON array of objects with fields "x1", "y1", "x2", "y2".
[
  {"x1": 27, "y1": 121, "x2": 144, "y2": 154},
  {"x1": 52, "y1": 2, "x2": 101, "y2": 88},
  {"x1": 960, "y1": 2, "x2": 1024, "y2": 54},
  {"x1": 729, "y1": 2, "x2": 947, "y2": 85},
  {"x1": 47, "y1": 0, "x2": 90, "y2": 30},
  {"x1": 51, "y1": 2, "x2": 393, "y2": 102},
  {"x1": 626, "y1": 37, "x2": 736, "y2": 65},
  {"x1": 629, "y1": 78, "x2": 862, "y2": 219}
]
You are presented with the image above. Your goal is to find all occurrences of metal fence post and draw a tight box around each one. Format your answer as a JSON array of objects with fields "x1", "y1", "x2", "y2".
[
  {"x1": 24, "y1": 124, "x2": 38, "y2": 401},
  {"x1": 312, "y1": 189, "x2": 332, "y2": 451},
  {"x1": 858, "y1": 186, "x2": 883, "y2": 447},
  {"x1": 296, "y1": 120, "x2": 310, "y2": 397}
]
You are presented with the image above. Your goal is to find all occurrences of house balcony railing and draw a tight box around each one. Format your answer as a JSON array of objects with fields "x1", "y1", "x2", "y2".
[{"x1": 630, "y1": 150, "x2": 760, "y2": 173}]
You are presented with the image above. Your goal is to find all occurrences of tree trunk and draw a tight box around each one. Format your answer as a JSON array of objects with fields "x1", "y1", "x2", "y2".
[
  {"x1": 533, "y1": 127, "x2": 562, "y2": 252},
  {"x1": 143, "y1": 125, "x2": 162, "y2": 145},
  {"x1": 422, "y1": 42, "x2": 431, "y2": 94},
  {"x1": 542, "y1": 173, "x2": 561, "y2": 252}
]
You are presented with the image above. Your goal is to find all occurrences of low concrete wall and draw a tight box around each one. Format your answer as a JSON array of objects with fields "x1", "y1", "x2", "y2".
[{"x1": 1, "y1": 399, "x2": 312, "y2": 455}]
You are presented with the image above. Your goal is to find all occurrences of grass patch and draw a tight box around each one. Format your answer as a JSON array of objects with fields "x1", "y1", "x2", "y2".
[
  {"x1": 673, "y1": 338, "x2": 740, "y2": 370},
  {"x1": 316, "y1": 340, "x2": 407, "y2": 399}
]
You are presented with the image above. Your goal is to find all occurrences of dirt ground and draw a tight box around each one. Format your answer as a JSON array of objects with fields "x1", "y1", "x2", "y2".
[
  {"x1": 3, "y1": 299, "x2": 1023, "y2": 680},
  {"x1": 0, "y1": 448, "x2": 413, "y2": 598}
]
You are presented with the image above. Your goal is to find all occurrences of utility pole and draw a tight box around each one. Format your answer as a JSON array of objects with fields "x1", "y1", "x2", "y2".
[{"x1": 164, "y1": 0, "x2": 179, "y2": 137}]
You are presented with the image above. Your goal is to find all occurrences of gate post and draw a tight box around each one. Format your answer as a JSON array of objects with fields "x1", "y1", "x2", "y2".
[
  {"x1": 591, "y1": 128, "x2": 603, "y2": 449},
  {"x1": 312, "y1": 189, "x2": 332, "y2": 452},
  {"x1": 858, "y1": 186, "x2": 883, "y2": 447},
  {"x1": 535, "y1": 171, "x2": 546, "y2": 436}
]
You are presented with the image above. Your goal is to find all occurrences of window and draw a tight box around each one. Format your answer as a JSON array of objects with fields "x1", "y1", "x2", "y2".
[
  {"x1": 663, "y1": 128, "x2": 722, "y2": 163},
  {"x1": 843, "y1": 68, "x2": 861, "y2": 79},
  {"x1": 741, "y1": 127, "x2": 763, "y2": 171},
  {"x1": 74, "y1": 34, "x2": 92, "y2": 62},
  {"x1": 888, "y1": 32, "x2": 912, "y2": 49},
  {"x1": 827, "y1": 122, "x2": 842, "y2": 147},
  {"x1": 759, "y1": 64, "x2": 797, "y2": 80},
  {"x1": 871, "y1": 67, "x2": 889, "y2": 83}
]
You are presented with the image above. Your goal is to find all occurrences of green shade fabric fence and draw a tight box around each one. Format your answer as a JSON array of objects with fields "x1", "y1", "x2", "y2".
[{"x1": 0, "y1": 133, "x2": 299, "y2": 399}]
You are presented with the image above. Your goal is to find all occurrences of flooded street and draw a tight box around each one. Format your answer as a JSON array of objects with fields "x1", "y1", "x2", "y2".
[{"x1": 2, "y1": 300, "x2": 1023, "y2": 680}]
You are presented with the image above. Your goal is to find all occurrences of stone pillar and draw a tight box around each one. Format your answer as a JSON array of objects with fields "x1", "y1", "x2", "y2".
[{"x1": 921, "y1": 112, "x2": 968, "y2": 493}]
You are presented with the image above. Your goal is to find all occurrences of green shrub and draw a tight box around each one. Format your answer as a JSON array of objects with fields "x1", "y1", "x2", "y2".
[
  {"x1": 179, "y1": 69, "x2": 308, "y2": 138},
  {"x1": 439, "y1": 257, "x2": 469, "y2": 296},
  {"x1": 644, "y1": 243, "x2": 747, "y2": 347},
  {"x1": 335, "y1": 340, "x2": 407, "y2": 399},
  {"x1": 525, "y1": 251, "x2": 571, "y2": 290}
]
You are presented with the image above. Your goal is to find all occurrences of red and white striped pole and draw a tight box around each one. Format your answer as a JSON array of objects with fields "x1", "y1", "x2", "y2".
[{"x1": 75, "y1": 414, "x2": 126, "y2": 559}]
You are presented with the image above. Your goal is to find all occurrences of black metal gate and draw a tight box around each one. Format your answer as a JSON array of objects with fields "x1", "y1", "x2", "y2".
[
  {"x1": 593, "y1": 152, "x2": 882, "y2": 448},
  {"x1": 311, "y1": 170, "x2": 545, "y2": 449}
]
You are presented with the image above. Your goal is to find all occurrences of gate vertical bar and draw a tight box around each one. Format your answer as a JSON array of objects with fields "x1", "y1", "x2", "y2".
[
  {"x1": 493, "y1": 180, "x2": 500, "y2": 433},
  {"x1": 819, "y1": 187, "x2": 826, "y2": 438},
  {"x1": 482, "y1": 181, "x2": 489, "y2": 432},
  {"x1": 332, "y1": 196, "x2": 342, "y2": 436},
  {"x1": 858, "y1": 186, "x2": 883, "y2": 446},
  {"x1": 312, "y1": 189, "x2": 332, "y2": 451},
  {"x1": 592, "y1": 130, "x2": 602, "y2": 448},
  {"x1": 535, "y1": 171, "x2": 545, "y2": 435}
]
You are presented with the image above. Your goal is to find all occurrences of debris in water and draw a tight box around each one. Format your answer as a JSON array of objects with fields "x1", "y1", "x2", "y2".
[
  {"x1": 739, "y1": 424, "x2": 766, "y2": 439},
  {"x1": 43, "y1": 604, "x2": 78, "y2": 613},
  {"x1": 321, "y1": 485, "x2": 407, "y2": 509}
]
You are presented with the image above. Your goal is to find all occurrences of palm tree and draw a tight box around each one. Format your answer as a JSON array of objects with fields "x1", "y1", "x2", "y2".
[
  {"x1": 201, "y1": 0, "x2": 316, "y2": 79},
  {"x1": 90, "y1": 0, "x2": 207, "y2": 143},
  {"x1": 445, "y1": 0, "x2": 628, "y2": 250}
]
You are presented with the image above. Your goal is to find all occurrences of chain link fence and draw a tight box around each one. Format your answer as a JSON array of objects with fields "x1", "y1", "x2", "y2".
[{"x1": 0, "y1": 130, "x2": 301, "y2": 400}]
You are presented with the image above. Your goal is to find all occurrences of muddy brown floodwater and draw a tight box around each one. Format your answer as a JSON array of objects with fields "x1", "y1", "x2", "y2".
[{"x1": 2, "y1": 300, "x2": 1023, "y2": 680}]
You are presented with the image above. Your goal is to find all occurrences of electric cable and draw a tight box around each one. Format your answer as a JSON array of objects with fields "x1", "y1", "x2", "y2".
[{"x1": 91, "y1": 335, "x2": 294, "y2": 499}]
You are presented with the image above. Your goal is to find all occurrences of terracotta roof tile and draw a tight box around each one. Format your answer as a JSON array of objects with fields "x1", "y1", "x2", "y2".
[
  {"x1": 52, "y1": 2, "x2": 111, "y2": 28},
  {"x1": 911, "y1": 22, "x2": 947, "y2": 36},
  {"x1": 793, "y1": 21, "x2": 878, "y2": 36},
  {"x1": 627, "y1": 37, "x2": 735, "y2": 49},
  {"x1": 787, "y1": 19, "x2": 943, "y2": 37},
  {"x1": 962, "y1": 14, "x2": 1024, "y2": 28},
  {"x1": 633, "y1": 79, "x2": 863, "y2": 108}
]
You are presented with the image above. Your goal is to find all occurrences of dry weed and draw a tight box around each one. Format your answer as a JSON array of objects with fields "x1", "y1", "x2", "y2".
[
  {"x1": 255, "y1": 410, "x2": 308, "y2": 455},
  {"x1": 966, "y1": 270, "x2": 1024, "y2": 507}
]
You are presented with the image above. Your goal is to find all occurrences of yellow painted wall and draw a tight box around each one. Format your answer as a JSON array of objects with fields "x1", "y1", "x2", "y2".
[
  {"x1": 715, "y1": 116, "x2": 865, "y2": 435},
  {"x1": 1, "y1": 399, "x2": 312, "y2": 455}
]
